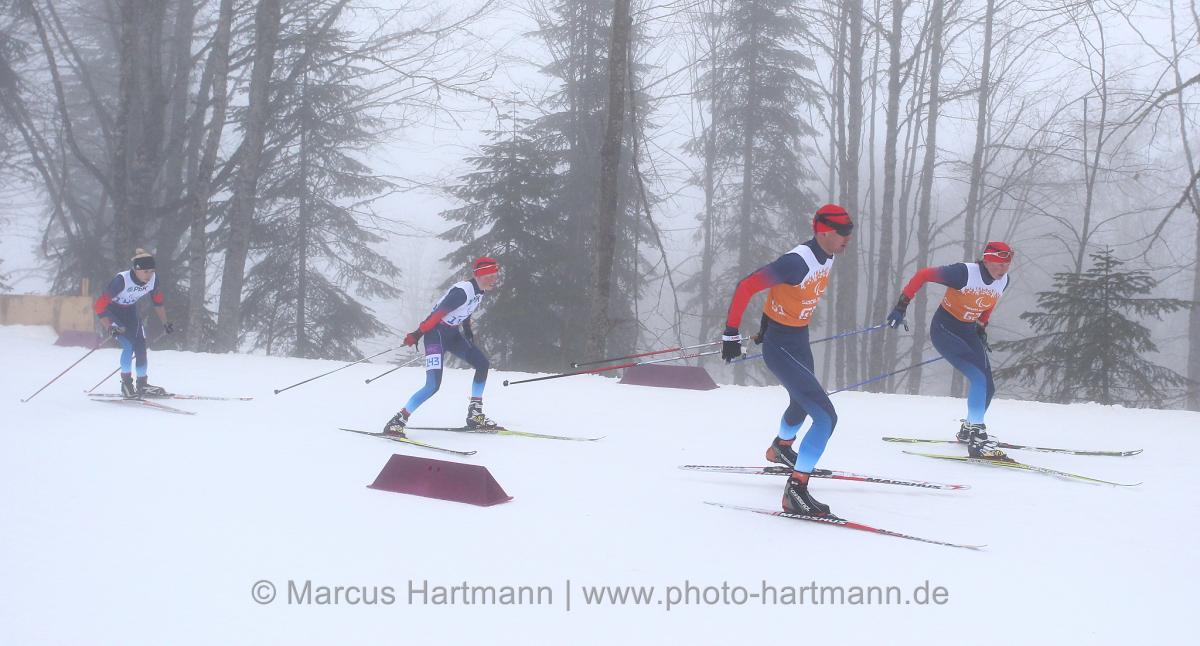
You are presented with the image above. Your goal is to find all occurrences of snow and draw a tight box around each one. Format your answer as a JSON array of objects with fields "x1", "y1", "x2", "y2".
[{"x1": 1, "y1": 324, "x2": 1195, "y2": 645}]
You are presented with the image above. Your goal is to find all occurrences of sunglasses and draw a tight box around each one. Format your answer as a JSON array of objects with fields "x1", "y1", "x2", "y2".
[
  {"x1": 984, "y1": 247, "x2": 1014, "y2": 262},
  {"x1": 816, "y1": 213, "x2": 854, "y2": 236}
]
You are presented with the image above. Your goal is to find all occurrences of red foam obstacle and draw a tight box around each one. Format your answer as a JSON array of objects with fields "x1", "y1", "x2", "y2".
[
  {"x1": 619, "y1": 363, "x2": 719, "y2": 391},
  {"x1": 368, "y1": 454, "x2": 512, "y2": 507}
]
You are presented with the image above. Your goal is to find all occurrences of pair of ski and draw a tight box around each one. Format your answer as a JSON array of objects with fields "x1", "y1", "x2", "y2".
[
  {"x1": 883, "y1": 436, "x2": 1141, "y2": 487},
  {"x1": 340, "y1": 425, "x2": 604, "y2": 456},
  {"x1": 694, "y1": 433, "x2": 1141, "y2": 549},
  {"x1": 687, "y1": 464, "x2": 982, "y2": 550},
  {"x1": 88, "y1": 392, "x2": 253, "y2": 416},
  {"x1": 882, "y1": 436, "x2": 1142, "y2": 458}
]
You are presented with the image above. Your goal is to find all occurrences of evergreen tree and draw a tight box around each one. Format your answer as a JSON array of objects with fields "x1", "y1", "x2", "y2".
[
  {"x1": 239, "y1": 0, "x2": 400, "y2": 359},
  {"x1": 444, "y1": 0, "x2": 654, "y2": 368},
  {"x1": 995, "y1": 248, "x2": 1193, "y2": 408},
  {"x1": 439, "y1": 114, "x2": 562, "y2": 371},
  {"x1": 686, "y1": 0, "x2": 820, "y2": 382}
]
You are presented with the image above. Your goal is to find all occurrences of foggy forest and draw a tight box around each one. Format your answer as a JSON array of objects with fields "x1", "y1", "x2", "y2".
[{"x1": 1, "y1": 0, "x2": 1197, "y2": 410}]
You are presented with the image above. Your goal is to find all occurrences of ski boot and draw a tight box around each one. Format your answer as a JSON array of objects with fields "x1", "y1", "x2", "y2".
[
  {"x1": 955, "y1": 420, "x2": 978, "y2": 443},
  {"x1": 965, "y1": 424, "x2": 1011, "y2": 461},
  {"x1": 465, "y1": 399, "x2": 500, "y2": 430},
  {"x1": 382, "y1": 409, "x2": 409, "y2": 437},
  {"x1": 120, "y1": 374, "x2": 137, "y2": 399},
  {"x1": 765, "y1": 437, "x2": 797, "y2": 468},
  {"x1": 782, "y1": 472, "x2": 831, "y2": 517},
  {"x1": 136, "y1": 376, "x2": 169, "y2": 398}
]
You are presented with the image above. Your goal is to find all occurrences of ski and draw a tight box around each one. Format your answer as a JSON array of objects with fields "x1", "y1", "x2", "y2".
[
  {"x1": 901, "y1": 451, "x2": 1140, "y2": 486},
  {"x1": 705, "y1": 501, "x2": 984, "y2": 551},
  {"x1": 405, "y1": 426, "x2": 604, "y2": 442},
  {"x1": 88, "y1": 393, "x2": 254, "y2": 402},
  {"x1": 338, "y1": 428, "x2": 477, "y2": 456},
  {"x1": 680, "y1": 465, "x2": 969, "y2": 490},
  {"x1": 882, "y1": 436, "x2": 1140, "y2": 457},
  {"x1": 92, "y1": 397, "x2": 195, "y2": 416}
]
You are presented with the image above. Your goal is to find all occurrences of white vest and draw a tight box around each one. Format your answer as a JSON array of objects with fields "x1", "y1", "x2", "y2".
[
  {"x1": 940, "y1": 263, "x2": 1008, "y2": 322},
  {"x1": 110, "y1": 271, "x2": 158, "y2": 306},
  {"x1": 437, "y1": 280, "x2": 484, "y2": 326},
  {"x1": 764, "y1": 243, "x2": 835, "y2": 327}
]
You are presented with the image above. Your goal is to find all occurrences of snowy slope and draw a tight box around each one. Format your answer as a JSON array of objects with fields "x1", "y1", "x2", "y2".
[{"x1": 0, "y1": 324, "x2": 1195, "y2": 645}]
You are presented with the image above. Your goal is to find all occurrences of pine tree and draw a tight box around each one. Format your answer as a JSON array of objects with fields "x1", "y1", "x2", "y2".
[
  {"x1": 686, "y1": 0, "x2": 820, "y2": 382},
  {"x1": 238, "y1": 0, "x2": 399, "y2": 359},
  {"x1": 439, "y1": 114, "x2": 562, "y2": 371},
  {"x1": 472, "y1": 0, "x2": 655, "y2": 366},
  {"x1": 995, "y1": 248, "x2": 1194, "y2": 408}
]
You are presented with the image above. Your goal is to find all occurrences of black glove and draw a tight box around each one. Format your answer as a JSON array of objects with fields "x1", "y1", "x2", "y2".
[
  {"x1": 403, "y1": 330, "x2": 423, "y2": 347},
  {"x1": 462, "y1": 321, "x2": 474, "y2": 343},
  {"x1": 752, "y1": 313, "x2": 769, "y2": 345},
  {"x1": 163, "y1": 321, "x2": 175, "y2": 334},
  {"x1": 886, "y1": 294, "x2": 911, "y2": 331},
  {"x1": 977, "y1": 323, "x2": 991, "y2": 352},
  {"x1": 109, "y1": 322, "x2": 126, "y2": 338},
  {"x1": 721, "y1": 326, "x2": 743, "y2": 362}
]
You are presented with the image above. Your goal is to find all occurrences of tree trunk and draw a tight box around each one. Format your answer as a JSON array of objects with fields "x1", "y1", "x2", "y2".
[
  {"x1": 872, "y1": 0, "x2": 905, "y2": 389},
  {"x1": 587, "y1": 0, "x2": 632, "y2": 361},
  {"x1": 184, "y1": 0, "x2": 235, "y2": 350},
  {"x1": 1074, "y1": 9, "x2": 1108, "y2": 275},
  {"x1": 1190, "y1": 218, "x2": 1200, "y2": 410},
  {"x1": 1169, "y1": 0, "x2": 1200, "y2": 410},
  {"x1": 698, "y1": 76, "x2": 719, "y2": 345},
  {"x1": 836, "y1": 0, "x2": 864, "y2": 386},
  {"x1": 296, "y1": 58, "x2": 313, "y2": 358},
  {"x1": 906, "y1": 0, "x2": 946, "y2": 395},
  {"x1": 733, "y1": 12, "x2": 762, "y2": 387},
  {"x1": 952, "y1": 0, "x2": 995, "y2": 396},
  {"x1": 111, "y1": 0, "x2": 138, "y2": 264},
  {"x1": 214, "y1": 0, "x2": 282, "y2": 353},
  {"x1": 153, "y1": 0, "x2": 197, "y2": 310}
]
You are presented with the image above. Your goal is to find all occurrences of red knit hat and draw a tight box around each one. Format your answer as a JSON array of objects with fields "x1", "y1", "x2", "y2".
[
  {"x1": 813, "y1": 204, "x2": 853, "y2": 235},
  {"x1": 982, "y1": 241, "x2": 1014, "y2": 262},
  {"x1": 473, "y1": 256, "x2": 499, "y2": 277}
]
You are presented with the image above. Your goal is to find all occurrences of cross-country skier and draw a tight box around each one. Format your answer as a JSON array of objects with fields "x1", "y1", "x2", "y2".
[
  {"x1": 93, "y1": 249, "x2": 174, "y2": 398},
  {"x1": 382, "y1": 257, "x2": 501, "y2": 436},
  {"x1": 885, "y1": 241, "x2": 1014, "y2": 459},
  {"x1": 721, "y1": 204, "x2": 854, "y2": 517}
]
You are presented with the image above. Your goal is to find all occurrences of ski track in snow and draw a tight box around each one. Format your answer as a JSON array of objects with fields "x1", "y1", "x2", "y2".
[{"x1": 0, "y1": 325, "x2": 1195, "y2": 645}]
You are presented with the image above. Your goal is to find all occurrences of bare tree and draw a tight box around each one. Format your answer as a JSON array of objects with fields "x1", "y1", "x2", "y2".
[
  {"x1": 184, "y1": 0, "x2": 234, "y2": 349},
  {"x1": 869, "y1": 0, "x2": 907, "y2": 389},
  {"x1": 905, "y1": 0, "x2": 947, "y2": 394},
  {"x1": 834, "y1": 0, "x2": 865, "y2": 386},
  {"x1": 587, "y1": 0, "x2": 632, "y2": 360},
  {"x1": 214, "y1": 0, "x2": 282, "y2": 353}
]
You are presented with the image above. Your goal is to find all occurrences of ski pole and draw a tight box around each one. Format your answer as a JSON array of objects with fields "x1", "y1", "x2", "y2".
[
  {"x1": 729, "y1": 323, "x2": 886, "y2": 364},
  {"x1": 571, "y1": 340, "x2": 720, "y2": 368},
  {"x1": 84, "y1": 329, "x2": 170, "y2": 393},
  {"x1": 504, "y1": 349, "x2": 722, "y2": 387},
  {"x1": 21, "y1": 334, "x2": 112, "y2": 402},
  {"x1": 365, "y1": 354, "x2": 426, "y2": 385},
  {"x1": 827, "y1": 356, "x2": 944, "y2": 395},
  {"x1": 273, "y1": 347, "x2": 396, "y2": 394}
]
